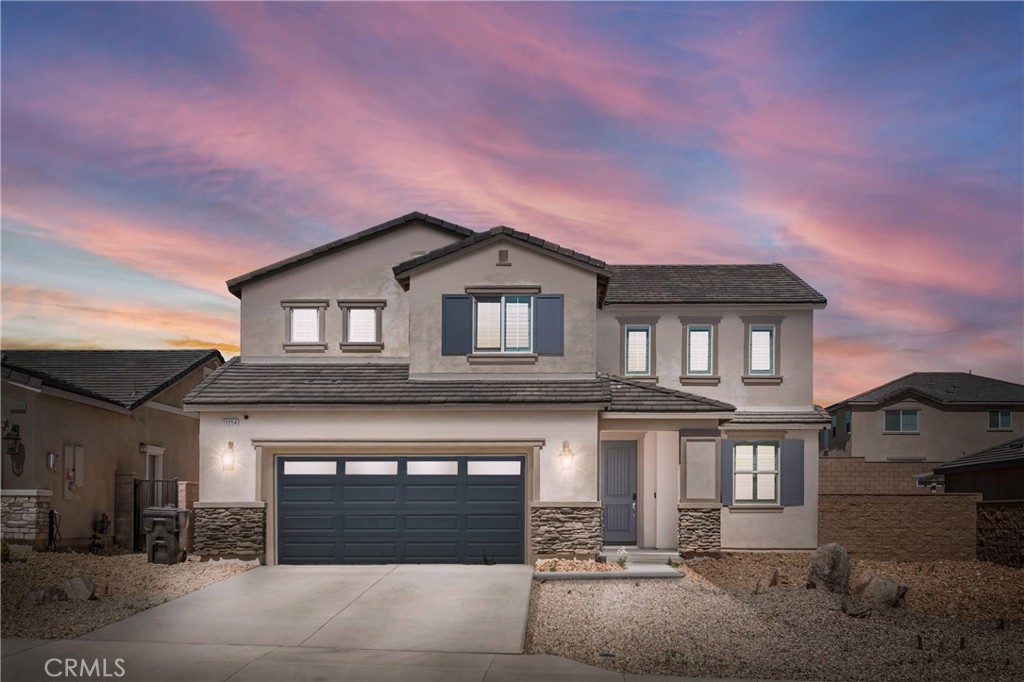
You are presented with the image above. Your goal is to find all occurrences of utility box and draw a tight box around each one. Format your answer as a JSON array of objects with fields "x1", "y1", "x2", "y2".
[{"x1": 143, "y1": 507, "x2": 190, "y2": 564}]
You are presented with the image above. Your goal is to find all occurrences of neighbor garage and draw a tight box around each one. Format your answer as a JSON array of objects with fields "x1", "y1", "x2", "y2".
[{"x1": 276, "y1": 455, "x2": 525, "y2": 564}]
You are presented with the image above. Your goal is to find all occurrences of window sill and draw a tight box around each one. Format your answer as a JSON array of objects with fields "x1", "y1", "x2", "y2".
[
  {"x1": 987, "y1": 428, "x2": 1013, "y2": 433},
  {"x1": 340, "y1": 342, "x2": 384, "y2": 353},
  {"x1": 882, "y1": 431, "x2": 919, "y2": 436},
  {"x1": 466, "y1": 353, "x2": 538, "y2": 365},
  {"x1": 679, "y1": 375, "x2": 720, "y2": 386},
  {"x1": 622, "y1": 375, "x2": 659, "y2": 383},
  {"x1": 283, "y1": 343, "x2": 327, "y2": 353},
  {"x1": 728, "y1": 505, "x2": 783, "y2": 513},
  {"x1": 742, "y1": 375, "x2": 783, "y2": 385}
]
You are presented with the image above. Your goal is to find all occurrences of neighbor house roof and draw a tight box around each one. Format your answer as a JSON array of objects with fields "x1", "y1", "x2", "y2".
[
  {"x1": 828, "y1": 372, "x2": 1024, "y2": 411},
  {"x1": 184, "y1": 361, "x2": 734, "y2": 414},
  {"x1": 1, "y1": 349, "x2": 223, "y2": 412},
  {"x1": 603, "y1": 264, "x2": 826, "y2": 305},
  {"x1": 226, "y1": 212, "x2": 474, "y2": 297},
  {"x1": 933, "y1": 437, "x2": 1024, "y2": 475},
  {"x1": 393, "y1": 225, "x2": 611, "y2": 281}
]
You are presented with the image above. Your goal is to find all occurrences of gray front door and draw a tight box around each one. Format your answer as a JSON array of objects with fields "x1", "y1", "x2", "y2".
[{"x1": 600, "y1": 441, "x2": 637, "y2": 544}]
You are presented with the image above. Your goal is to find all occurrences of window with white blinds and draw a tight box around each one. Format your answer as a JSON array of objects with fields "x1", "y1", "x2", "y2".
[
  {"x1": 734, "y1": 442, "x2": 778, "y2": 504},
  {"x1": 687, "y1": 325, "x2": 712, "y2": 374},
  {"x1": 474, "y1": 295, "x2": 533, "y2": 353},
  {"x1": 290, "y1": 308, "x2": 321, "y2": 343},
  {"x1": 625, "y1": 325, "x2": 650, "y2": 375},
  {"x1": 346, "y1": 308, "x2": 377, "y2": 343},
  {"x1": 749, "y1": 325, "x2": 775, "y2": 374}
]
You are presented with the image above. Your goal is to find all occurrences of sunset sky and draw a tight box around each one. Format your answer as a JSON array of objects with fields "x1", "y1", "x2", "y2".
[{"x1": 2, "y1": 2, "x2": 1021, "y2": 405}]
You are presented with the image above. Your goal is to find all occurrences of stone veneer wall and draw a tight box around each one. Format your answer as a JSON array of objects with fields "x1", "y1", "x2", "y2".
[
  {"x1": 1, "y1": 491, "x2": 52, "y2": 546},
  {"x1": 819, "y1": 494, "x2": 980, "y2": 561},
  {"x1": 977, "y1": 500, "x2": 1024, "y2": 568},
  {"x1": 193, "y1": 505, "x2": 265, "y2": 558},
  {"x1": 530, "y1": 504, "x2": 602, "y2": 556},
  {"x1": 677, "y1": 505, "x2": 721, "y2": 555}
]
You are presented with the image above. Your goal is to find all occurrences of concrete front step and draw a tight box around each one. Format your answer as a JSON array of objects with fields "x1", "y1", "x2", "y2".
[{"x1": 598, "y1": 547, "x2": 680, "y2": 564}]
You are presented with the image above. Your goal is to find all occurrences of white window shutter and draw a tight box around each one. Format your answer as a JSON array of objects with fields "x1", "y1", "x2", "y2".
[
  {"x1": 750, "y1": 328, "x2": 773, "y2": 372},
  {"x1": 688, "y1": 328, "x2": 711, "y2": 373},
  {"x1": 503, "y1": 298, "x2": 531, "y2": 350},
  {"x1": 475, "y1": 300, "x2": 501, "y2": 350},
  {"x1": 290, "y1": 308, "x2": 320, "y2": 343},
  {"x1": 625, "y1": 328, "x2": 649, "y2": 374},
  {"x1": 347, "y1": 309, "x2": 377, "y2": 343}
]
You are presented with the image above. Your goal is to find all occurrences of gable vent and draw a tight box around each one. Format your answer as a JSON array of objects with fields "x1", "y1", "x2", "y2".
[{"x1": 497, "y1": 249, "x2": 511, "y2": 266}]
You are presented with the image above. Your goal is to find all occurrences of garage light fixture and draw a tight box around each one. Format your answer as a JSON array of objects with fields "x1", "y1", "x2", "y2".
[
  {"x1": 559, "y1": 440, "x2": 575, "y2": 471},
  {"x1": 222, "y1": 441, "x2": 236, "y2": 472}
]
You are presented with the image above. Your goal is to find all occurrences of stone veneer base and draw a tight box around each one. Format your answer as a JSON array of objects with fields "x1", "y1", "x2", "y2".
[
  {"x1": 193, "y1": 504, "x2": 266, "y2": 558},
  {"x1": 1, "y1": 490, "x2": 52, "y2": 546},
  {"x1": 677, "y1": 505, "x2": 721, "y2": 555},
  {"x1": 530, "y1": 503, "x2": 602, "y2": 557}
]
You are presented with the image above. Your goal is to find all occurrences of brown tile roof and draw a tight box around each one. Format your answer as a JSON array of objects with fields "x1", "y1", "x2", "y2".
[
  {"x1": 933, "y1": 437, "x2": 1024, "y2": 474},
  {"x1": 729, "y1": 410, "x2": 831, "y2": 424},
  {"x1": 226, "y1": 212, "x2": 474, "y2": 297},
  {"x1": 2, "y1": 349, "x2": 223, "y2": 411},
  {"x1": 828, "y1": 372, "x2": 1024, "y2": 410},
  {"x1": 604, "y1": 264, "x2": 826, "y2": 305},
  {"x1": 606, "y1": 376, "x2": 734, "y2": 413}
]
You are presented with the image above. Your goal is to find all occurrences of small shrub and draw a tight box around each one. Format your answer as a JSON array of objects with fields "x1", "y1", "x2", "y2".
[{"x1": 616, "y1": 546, "x2": 629, "y2": 568}]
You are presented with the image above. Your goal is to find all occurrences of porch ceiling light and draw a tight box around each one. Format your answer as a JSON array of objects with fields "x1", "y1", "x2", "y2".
[
  {"x1": 559, "y1": 440, "x2": 575, "y2": 471},
  {"x1": 222, "y1": 441, "x2": 236, "y2": 472}
]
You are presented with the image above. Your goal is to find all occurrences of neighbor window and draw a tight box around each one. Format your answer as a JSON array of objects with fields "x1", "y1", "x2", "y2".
[
  {"x1": 884, "y1": 409, "x2": 919, "y2": 433},
  {"x1": 830, "y1": 415, "x2": 838, "y2": 438},
  {"x1": 749, "y1": 325, "x2": 775, "y2": 374},
  {"x1": 988, "y1": 410, "x2": 1012, "y2": 430},
  {"x1": 734, "y1": 442, "x2": 778, "y2": 505},
  {"x1": 474, "y1": 295, "x2": 532, "y2": 353},
  {"x1": 338, "y1": 299, "x2": 386, "y2": 351},
  {"x1": 624, "y1": 325, "x2": 651, "y2": 375},
  {"x1": 845, "y1": 412, "x2": 851, "y2": 434},
  {"x1": 686, "y1": 325, "x2": 713, "y2": 375},
  {"x1": 282, "y1": 300, "x2": 328, "y2": 349}
]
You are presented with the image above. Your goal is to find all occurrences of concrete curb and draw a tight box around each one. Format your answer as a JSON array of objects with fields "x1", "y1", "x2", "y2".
[{"x1": 533, "y1": 563, "x2": 682, "y2": 580}]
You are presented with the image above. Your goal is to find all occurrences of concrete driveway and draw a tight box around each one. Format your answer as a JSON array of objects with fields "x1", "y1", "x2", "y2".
[{"x1": 81, "y1": 564, "x2": 533, "y2": 653}]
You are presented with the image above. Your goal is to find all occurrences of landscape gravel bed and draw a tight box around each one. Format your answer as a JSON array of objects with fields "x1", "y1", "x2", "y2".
[
  {"x1": 1, "y1": 551, "x2": 255, "y2": 639},
  {"x1": 535, "y1": 558, "x2": 624, "y2": 572},
  {"x1": 526, "y1": 555, "x2": 1024, "y2": 681}
]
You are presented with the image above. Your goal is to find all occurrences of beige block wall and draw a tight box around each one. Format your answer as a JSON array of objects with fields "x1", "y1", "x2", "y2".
[
  {"x1": 818, "y1": 457, "x2": 935, "y2": 494},
  {"x1": 407, "y1": 238, "x2": 598, "y2": 375},
  {"x1": 819, "y1": 493, "x2": 981, "y2": 560},
  {"x1": 850, "y1": 402, "x2": 1023, "y2": 462},
  {"x1": 596, "y1": 307, "x2": 816, "y2": 410},
  {"x1": 238, "y1": 221, "x2": 462, "y2": 360}
]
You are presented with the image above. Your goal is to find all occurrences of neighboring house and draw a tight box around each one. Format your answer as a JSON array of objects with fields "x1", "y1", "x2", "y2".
[
  {"x1": 184, "y1": 212, "x2": 828, "y2": 565},
  {"x1": 825, "y1": 372, "x2": 1024, "y2": 463},
  {"x1": 1, "y1": 349, "x2": 223, "y2": 548},
  {"x1": 933, "y1": 437, "x2": 1024, "y2": 501}
]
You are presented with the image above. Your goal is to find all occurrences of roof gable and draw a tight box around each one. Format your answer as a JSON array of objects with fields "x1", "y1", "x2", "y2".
[
  {"x1": 227, "y1": 212, "x2": 474, "y2": 297},
  {"x1": 829, "y1": 372, "x2": 1024, "y2": 410},
  {"x1": 2, "y1": 349, "x2": 223, "y2": 411}
]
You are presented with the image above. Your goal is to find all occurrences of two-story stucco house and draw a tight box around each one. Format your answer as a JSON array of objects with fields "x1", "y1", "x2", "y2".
[{"x1": 185, "y1": 213, "x2": 828, "y2": 564}]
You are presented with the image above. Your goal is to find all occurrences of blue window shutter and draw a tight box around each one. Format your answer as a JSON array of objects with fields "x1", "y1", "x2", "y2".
[
  {"x1": 780, "y1": 439, "x2": 805, "y2": 506},
  {"x1": 720, "y1": 440, "x2": 734, "y2": 506},
  {"x1": 441, "y1": 295, "x2": 472, "y2": 355},
  {"x1": 534, "y1": 294, "x2": 564, "y2": 355}
]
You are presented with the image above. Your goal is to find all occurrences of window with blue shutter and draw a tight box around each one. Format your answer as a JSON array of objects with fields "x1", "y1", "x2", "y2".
[
  {"x1": 720, "y1": 440, "x2": 734, "y2": 506},
  {"x1": 534, "y1": 295, "x2": 564, "y2": 355},
  {"x1": 779, "y1": 439, "x2": 805, "y2": 506}
]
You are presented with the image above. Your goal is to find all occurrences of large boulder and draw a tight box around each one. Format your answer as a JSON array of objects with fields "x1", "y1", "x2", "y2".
[
  {"x1": 806, "y1": 543, "x2": 850, "y2": 594},
  {"x1": 60, "y1": 575, "x2": 96, "y2": 601},
  {"x1": 859, "y1": 574, "x2": 909, "y2": 609},
  {"x1": 20, "y1": 585, "x2": 68, "y2": 609}
]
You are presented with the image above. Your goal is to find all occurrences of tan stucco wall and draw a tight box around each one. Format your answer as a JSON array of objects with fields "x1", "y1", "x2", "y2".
[
  {"x1": 197, "y1": 408, "x2": 600, "y2": 504},
  {"x1": 238, "y1": 221, "x2": 463, "y2": 360},
  {"x1": 407, "y1": 238, "x2": 598, "y2": 375},
  {"x1": 597, "y1": 307, "x2": 816, "y2": 410},
  {"x1": 719, "y1": 428, "x2": 820, "y2": 549},
  {"x1": 1, "y1": 362, "x2": 214, "y2": 542},
  {"x1": 846, "y1": 401, "x2": 1023, "y2": 462}
]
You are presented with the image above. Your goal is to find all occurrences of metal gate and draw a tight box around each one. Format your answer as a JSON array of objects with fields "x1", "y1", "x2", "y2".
[{"x1": 133, "y1": 478, "x2": 178, "y2": 551}]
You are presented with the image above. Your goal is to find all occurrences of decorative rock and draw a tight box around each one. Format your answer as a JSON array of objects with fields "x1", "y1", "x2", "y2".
[
  {"x1": 678, "y1": 506, "x2": 721, "y2": 554},
  {"x1": 531, "y1": 506, "x2": 602, "y2": 555},
  {"x1": 20, "y1": 585, "x2": 68, "y2": 609},
  {"x1": 60, "y1": 574, "x2": 96, "y2": 601},
  {"x1": 858, "y1": 574, "x2": 909, "y2": 609},
  {"x1": 806, "y1": 542, "x2": 850, "y2": 594}
]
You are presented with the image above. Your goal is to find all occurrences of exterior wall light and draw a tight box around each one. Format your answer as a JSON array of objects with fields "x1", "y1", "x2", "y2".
[
  {"x1": 222, "y1": 441, "x2": 236, "y2": 472},
  {"x1": 2, "y1": 422, "x2": 21, "y2": 456},
  {"x1": 559, "y1": 440, "x2": 575, "y2": 471}
]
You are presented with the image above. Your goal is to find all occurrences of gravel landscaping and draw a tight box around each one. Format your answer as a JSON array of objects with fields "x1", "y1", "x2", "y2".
[
  {"x1": 536, "y1": 559, "x2": 625, "y2": 573},
  {"x1": 1, "y1": 551, "x2": 255, "y2": 639},
  {"x1": 526, "y1": 553, "x2": 1024, "y2": 681}
]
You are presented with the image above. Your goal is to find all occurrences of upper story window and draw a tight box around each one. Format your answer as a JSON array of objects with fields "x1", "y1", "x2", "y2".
[
  {"x1": 884, "y1": 409, "x2": 919, "y2": 434},
  {"x1": 338, "y1": 300, "x2": 386, "y2": 352},
  {"x1": 845, "y1": 411, "x2": 851, "y2": 434},
  {"x1": 624, "y1": 325, "x2": 651, "y2": 376},
  {"x1": 742, "y1": 316, "x2": 783, "y2": 384},
  {"x1": 679, "y1": 316, "x2": 720, "y2": 385},
  {"x1": 988, "y1": 409, "x2": 1012, "y2": 430},
  {"x1": 474, "y1": 295, "x2": 532, "y2": 353},
  {"x1": 282, "y1": 300, "x2": 328, "y2": 351},
  {"x1": 734, "y1": 442, "x2": 778, "y2": 505}
]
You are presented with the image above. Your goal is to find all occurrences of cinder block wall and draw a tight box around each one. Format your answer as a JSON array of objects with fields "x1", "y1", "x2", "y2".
[
  {"x1": 977, "y1": 500, "x2": 1024, "y2": 568},
  {"x1": 819, "y1": 493, "x2": 980, "y2": 560},
  {"x1": 819, "y1": 457, "x2": 935, "y2": 495}
]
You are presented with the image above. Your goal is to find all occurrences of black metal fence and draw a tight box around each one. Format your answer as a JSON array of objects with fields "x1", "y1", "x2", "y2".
[{"x1": 133, "y1": 478, "x2": 178, "y2": 551}]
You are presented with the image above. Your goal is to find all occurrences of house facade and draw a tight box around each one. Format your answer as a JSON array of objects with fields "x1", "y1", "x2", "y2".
[
  {"x1": 186, "y1": 213, "x2": 828, "y2": 564},
  {"x1": 1, "y1": 350, "x2": 223, "y2": 548}
]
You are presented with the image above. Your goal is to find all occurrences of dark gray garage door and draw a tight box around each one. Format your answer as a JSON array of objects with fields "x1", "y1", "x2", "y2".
[{"x1": 277, "y1": 456, "x2": 525, "y2": 564}]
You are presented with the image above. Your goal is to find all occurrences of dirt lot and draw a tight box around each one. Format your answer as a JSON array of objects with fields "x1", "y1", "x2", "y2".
[
  {"x1": 1, "y1": 551, "x2": 255, "y2": 639},
  {"x1": 526, "y1": 553, "x2": 1024, "y2": 682}
]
